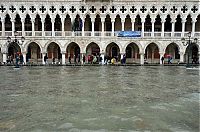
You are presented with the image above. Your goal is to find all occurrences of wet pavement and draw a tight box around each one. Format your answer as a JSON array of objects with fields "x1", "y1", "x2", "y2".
[{"x1": 0, "y1": 66, "x2": 199, "y2": 132}]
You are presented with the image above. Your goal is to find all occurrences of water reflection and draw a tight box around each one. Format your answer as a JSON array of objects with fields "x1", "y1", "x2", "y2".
[{"x1": 0, "y1": 66, "x2": 199, "y2": 132}]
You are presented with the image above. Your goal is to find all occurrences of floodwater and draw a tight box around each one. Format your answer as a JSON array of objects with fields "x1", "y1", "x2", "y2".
[{"x1": 0, "y1": 66, "x2": 199, "y2": 132}]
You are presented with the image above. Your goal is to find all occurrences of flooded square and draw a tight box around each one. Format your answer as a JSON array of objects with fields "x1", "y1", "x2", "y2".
[{"x1": 0, "y1": 66, "x2": 199, "y2": 132}]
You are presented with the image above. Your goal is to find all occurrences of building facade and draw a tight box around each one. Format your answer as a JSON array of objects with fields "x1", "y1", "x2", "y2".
[{"x1": 0, "y1": 0, "x2": 199, "y2": 64}]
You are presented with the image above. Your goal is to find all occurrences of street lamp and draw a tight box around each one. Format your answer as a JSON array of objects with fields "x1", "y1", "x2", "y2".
[
  {"x1": 7, "y1": 31, "x2": 25, "y2": 67},
  {"x1": 181, "y1": 32, "x2": 198, "y2": 67}
]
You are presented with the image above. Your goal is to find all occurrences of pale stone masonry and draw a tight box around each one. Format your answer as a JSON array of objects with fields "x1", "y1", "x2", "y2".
[{"x1": 0, "y1": 0, "x2": 199, "y2": 64}]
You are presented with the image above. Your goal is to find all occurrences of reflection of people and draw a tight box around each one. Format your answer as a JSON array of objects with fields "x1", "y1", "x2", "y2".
[{"x1": 161, "y1": 56, "x2": 164, "y2": 64}]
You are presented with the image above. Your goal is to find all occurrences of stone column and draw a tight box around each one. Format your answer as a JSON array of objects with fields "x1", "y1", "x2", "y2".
[
  {"x1": 3, "y1": 53, "x2": 7, "y2": 64},
  {"x1": 140, "y1": 53, "x2": 144, "y2": 65},
  {"x1": 159, "y1": 52, "x2": 165, "y2": 64},
  {"x1": 21, "y1": 18, "x2": 25, "y2": 36},
  {"x1": 22, "y1": 52, "x2": 26, "y2": 64},
  {"x1": 31, "y1": 20, "x2": 35, "y2": 36},
  {"x1": 121, "y1": 20, "x2": 125, "y2": 31},
  {"x1": 82, "y1": 20, "x2": 85, "y2": 36},
  {"x1": 91, "y1": 20, "x2": 95, "y2": 36},
  {"x1": 179, "y1": 52, "x2": 184, "y2": 63},
  {"x1": 100, "y1": 52, "x2": 105, "y2": 65},
  {"x1": 42, "y1": 53, "x2": 46, "y2": 65},
  {"x1": 111, "y1": 20, "x2": 115, "y2": 36},
  {"x1": 52, "y1": 19, "x2": 55, "y2": 37},
  {"x1": 191, "y1": 20, "x2": 196, "y2": 37},
  {"x1": 181, "y1": 20, "x2": 186, "y2": 37},
  {"x1": 1, "y1": 18, "x2": 5, "y2": 36},
  {"x1": 11, "y1": 19, "x2": 15, "y2": 36},
  {"x1": 151, "y1": 20, "x2": 155, "y2": 37},
  {"x1": 161, "y1": 21, "x2": 165, "y2": 37},
  {"x1": 41, "y1": 18, "x2": 45, "y2": 37},
  {"x1": 141, "y1": 19, "x2": 145, "y2": 37},
  {"x1": 101, "y1": 20, "x2": 105, "y2": 36},
  {"x1": 61, "y1": 18, "x2": 65, "y2": 37},
  {"x1": 171, "y1": 21, "x2": 175, "y2": 37},
  {"x1": 132, "y1": 19, "x2": 135, "y2": 31},
  {"x1": 61, "y1": 52, "x2": 66, "y2": 65}
]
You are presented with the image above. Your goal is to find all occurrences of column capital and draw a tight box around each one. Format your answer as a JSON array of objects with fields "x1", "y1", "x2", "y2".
[
  {"x1": 61, "y1": 51, "x2": 66, "y2": 54},
  {"x1": 139, "y1": 52, "x2": 145, "y2": 55}
]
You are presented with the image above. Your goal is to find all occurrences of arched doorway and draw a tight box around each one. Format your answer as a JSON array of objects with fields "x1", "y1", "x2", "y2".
[
  {"x1": 106, "y1": 42, "x2": 120, "y2": 62},
  {"x1": 47, "y1": 42, "x2": 61, "y2": 64},
  {"x1": 66, "y1": 42, "x2": 80, "y2": 63},
  {"x1": 185, "y1": 44, "x2": 199, "y2": 64},
  {"x1": 145, "y1": 43, "x2": 160, "y2": 63},
  {"x1": 7, "y1": 42, "x2": 21, "y2": 63},
  {"x1": 125, "y1": 43, "x2": 140, "y2": 63},
  {"x1": 165, "y1": 43, "x2": 180, "y2": 64},
  {"x1": 86, "y1": 42, "x2": 100, "y2": 63},
  {"x1": 26, "y1": 42, "x2": 41, "y2": 64}
]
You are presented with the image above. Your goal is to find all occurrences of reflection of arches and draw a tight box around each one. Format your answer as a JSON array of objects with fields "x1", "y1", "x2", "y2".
[
  {"x1": 66, "y1": 42, "x2": 80, "y2": 59},
  {"x1": 47, "y1": 42, "x2": 61, "y2": 59},
  {"x1": 165, "y1": 43, "x2": 180, "y2": 59},
  {"x1": 26, "y1": 42, "x2": 41, "y2": 62},
  {"x1": 106, "y1": 42, "x2": 120, "y2": 58},
  {"x1": 86, "y1": 42, "x2": 100, "y2": 55},
  {"x1": 145, "y1": 43, "x2": 159, "y2": 63}
]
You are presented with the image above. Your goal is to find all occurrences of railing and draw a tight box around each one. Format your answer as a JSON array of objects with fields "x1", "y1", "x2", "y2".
[
  {"x1": 84, "y1": 31, "x2": 92, "y2": 36},
  {"x1": 74, "y1": 31, "x2": 82, "y2": 36},
  {"x1": 55, "y1": 31, "x2": 62, "y2": 36},
  {"x1": 1, "y1": 31, "x2": 199, "y2": 38},
  {"x1": 174, "y1": 32, "x2": 182, "y2": 37},
  {"x1": 45, "y1": 31, "x2": 52, "y2": 36},
  {"x1": 35, "y1": 31, "x2": 42, "y2": 36},
  {"x1": 65, "y1": 31, "x2": 72, "y2": 36},
  {"x1": 144, "y1": 32, "x2": 151, "y2": 37},
  {"x1": 154, "y1": 32, "x2": 162, "y2": 37},
  {"x1": 5, "y1": 31, "x2": 12, "y2": 37},
  {"x1": 194, "y1": 32, "x2": 200, "y2": 37},
  {"x1": 164, "y1": 32, "x2": 171, "y2": 37},
  {"x1": 25, "y1": 31, "x2": 32, "y2": 36}
]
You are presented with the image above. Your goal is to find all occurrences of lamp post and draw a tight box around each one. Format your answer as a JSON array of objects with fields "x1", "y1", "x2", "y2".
[
  {"x1": 7, "y1": 31, "x2": 25, "y2": 67},
  {"x1": 181, "y1": 32, "x2": 198, "y2": 67}
]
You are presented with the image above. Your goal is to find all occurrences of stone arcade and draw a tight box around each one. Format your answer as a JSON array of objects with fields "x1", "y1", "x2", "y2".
[{"x1": 0, "y1": 0, "x2": 199, "y2": 65}]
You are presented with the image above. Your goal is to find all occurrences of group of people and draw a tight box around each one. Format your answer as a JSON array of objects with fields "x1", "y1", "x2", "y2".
[{"x1": 6, "y1": 53, "x2": 24, "y2": 66}]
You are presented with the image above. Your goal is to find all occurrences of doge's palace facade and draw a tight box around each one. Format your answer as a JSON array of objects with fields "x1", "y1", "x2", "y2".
[{"x1": 0, "y1": 0, "x2": 199, "y2": 64}]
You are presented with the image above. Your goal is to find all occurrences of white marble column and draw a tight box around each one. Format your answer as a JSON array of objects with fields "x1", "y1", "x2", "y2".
[
  {"x1": 61, "y1": 18, "x2": 65, "y2": 37},
  {"x1": 141, "y1": 20, "x2": 145, "y2": 37},
  {"x1": 121, "y1": 20, "x2": 125, "y2": 31},
  {"x1": 132, "y1": 19, "x2": 135, "y2": 31},
  {"x1": 181, "y1": 20, "x2": 186, "y2": 37},
  {"x1": 1, "y1": 18, "x2": 5, "y2": 36},
  {"x1": 3, "y1": 53, "x2": 7, "y2": 64},
  {"x1": 140, "y1": 53, "x2": 144, "y2": 65},
  {"x1": 31, "y1": 20, "x2": 35, "y2": 36},
  {"x1": 179, "y1": 52, "x2": 184, "y2": 63},
  {"x1": 42, "y1": 53, "x2": 46, "y2": 65},
  {"x1": 82, "y1": 20, "x2": 85, "y2": 36},
  {"x1": 171, "y1": 21, "x2": 175, "y2": 37},
  {"x1": 21, "y1": 18, "x2": 25, "y2": 36},
  {"x1": 91, "y1": 20, "x2": 95, "y2": 36},
  {"x1": 52, "y1": 19, "x2": 55, "y2": 37},
  {"x1": 151, "y1": 20, "x2": 155, "y2": 37},
  {"x1": 11, "y1": 19, "x2": 15, "y2": 36},
  {"x1": 101, "y1": 20, "x2": 105, "y2": 36},
  {"x1": 22, "y1": 52, "x2": 26, "y2": 64},
  {"x1": 62, "y1": 52, "x2": 66, "y2": 65},
  {"x1": 191, "y1": 21, "x2": 196, "y2": 37},
  {"x1": 111, "y1": 20, "x2": 115, "y2": 36},
  {"x1": 159, "y1": 52, "x2": 165, "y2": 64},
  {"x1": 100, "y1": 53, "x2": 105, "y2": 65},
  {"x1": 161, "y1": 21, "x2": 165, "y2": 37},
  {"x1": 41, "y1": 18, "x2": 45, "y2": 37}
]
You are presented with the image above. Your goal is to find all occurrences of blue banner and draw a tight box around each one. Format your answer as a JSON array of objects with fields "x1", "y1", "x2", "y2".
[{"x1": 117, "y1": 31, "x2": 141, "y2": 37}]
